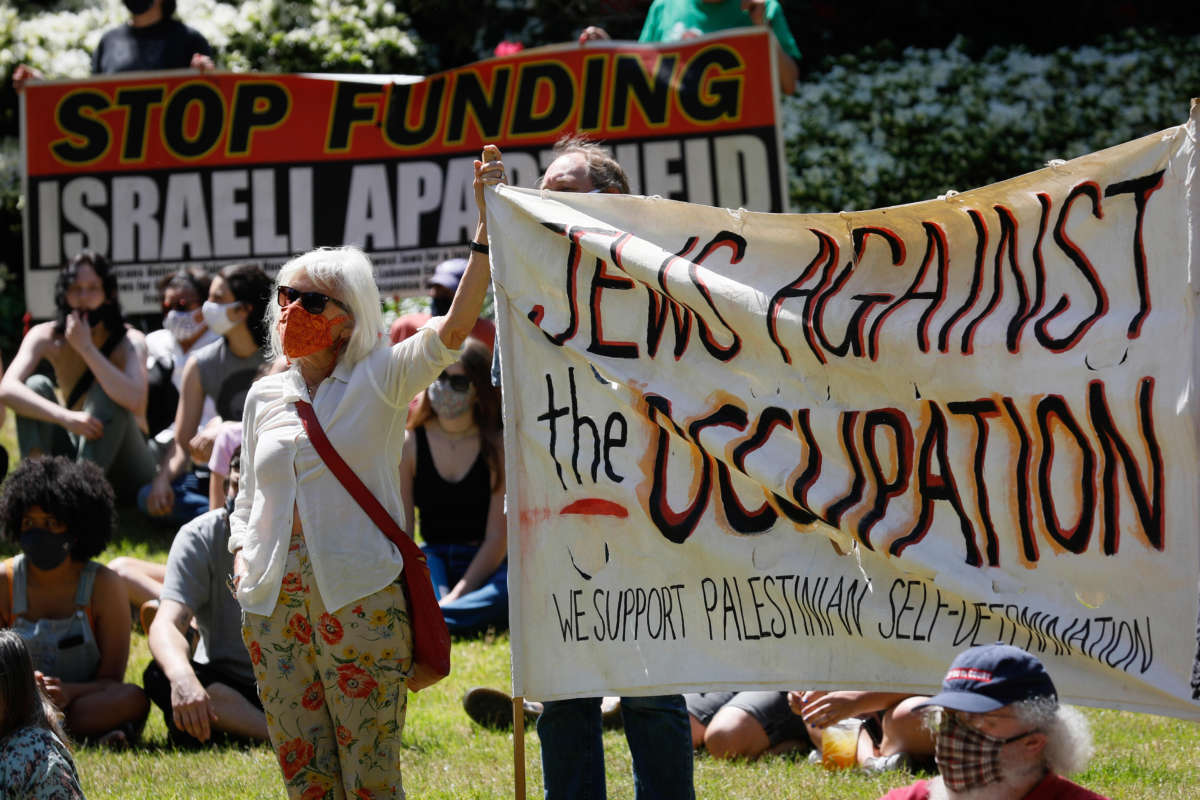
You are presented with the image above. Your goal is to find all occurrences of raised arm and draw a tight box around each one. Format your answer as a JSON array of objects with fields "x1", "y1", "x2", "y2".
[
  {"x1": 437, "y1": 145, "x2": 507, "y2": 350},
  {"x1": 64, "y1": 314, "x2": 148, "y2": 413},
  {"x1": 398, "y1": 428, "x2": 418, "y2": 538}
]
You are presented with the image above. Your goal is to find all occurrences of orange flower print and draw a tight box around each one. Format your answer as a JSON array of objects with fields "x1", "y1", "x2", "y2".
[
  {"x1": 336, "y1": 725, "x2": 353, "y2": 747},
  {"x1": 354, "y1": 790, "x2": 375, "y2": 800},
  {"x1": 278, "y1": 737, "x2": 315, "y2": 781},
  {"x1": 318, "y1": 613, "x2": 344, "y2": 645},
  {"x1": 248, "y1": 641, "x2": 262, "y2": 665},
  {"x1": 301, "y1": 784, "x2": 328, "y2": 800},
  {"x1": 301, "y1": 680, "x2": 325, "y2": 710},
  {"x1": 290, "y1": 613, "x2": 313, "y2": 644},
  {"x1": 336, "y1": 663, "x2": 379, "y2": 699},
  {"x1": 352, "y1": 604, "x2": 365, "y2": 617},
  {"x1": 282, "y1": 571, "x2": 305, "y2": 594}
]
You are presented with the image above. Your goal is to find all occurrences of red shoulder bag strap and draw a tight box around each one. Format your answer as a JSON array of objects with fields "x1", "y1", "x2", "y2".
[
  {"x1": 294, "y1": 400, "x2": 451, "y2": 683},
  {"x1": 293, "y1": 400, "x2": 426, "y2": 569}
]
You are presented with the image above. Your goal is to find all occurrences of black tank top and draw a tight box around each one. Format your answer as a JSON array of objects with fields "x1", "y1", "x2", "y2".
[{"x1": 413, "y1": 426, "x2": 492, "y2": 546}]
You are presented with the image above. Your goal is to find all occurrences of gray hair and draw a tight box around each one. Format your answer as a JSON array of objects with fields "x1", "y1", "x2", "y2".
[
  {"x1": 1011, "y1": 699, "x2": 1095, "y2": 777},
  {"x1": 265, "y1": 246, "x2": 385, "y2": 366},
  {"x1": 539, "y1": 134, "x2": 630, "y2": 194}
]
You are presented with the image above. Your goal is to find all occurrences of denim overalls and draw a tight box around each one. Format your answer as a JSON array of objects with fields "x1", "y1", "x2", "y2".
[{"x1": 8, "y1": 555, "x2": 102, "y2": 683}]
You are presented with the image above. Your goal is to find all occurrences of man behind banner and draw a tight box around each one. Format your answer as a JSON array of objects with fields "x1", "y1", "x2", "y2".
[
  {"x1": 880, "y1": 643, "x2": 1108, "y2": 800},
  {"x1": 473, "y1": 136, "x2": 695, "y2": 800}
]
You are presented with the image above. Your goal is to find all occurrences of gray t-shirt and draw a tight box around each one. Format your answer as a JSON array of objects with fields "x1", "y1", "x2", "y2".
[
  {"x1": 191, "y1": 337, "x2": 268, "y2": 422},
  {"x1": 161, "y1": 508, "x2": 252, "y2": 685}
]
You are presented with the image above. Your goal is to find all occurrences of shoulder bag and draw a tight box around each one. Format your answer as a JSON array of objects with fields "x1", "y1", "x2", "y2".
[{"x1": 294, "y1": 400, "x2": 451, "y2": 690}]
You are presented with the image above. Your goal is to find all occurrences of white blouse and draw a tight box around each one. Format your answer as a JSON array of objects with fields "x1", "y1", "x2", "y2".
[{"x1": 230, "y1": 325, "x2": 459, "y2": 615}]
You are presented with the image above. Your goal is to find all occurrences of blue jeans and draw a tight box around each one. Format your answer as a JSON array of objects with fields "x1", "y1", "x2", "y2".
[
  {"x1": 537, "y1": 694, "x2": 694, "y2": 800},
  {"x1": 136, "y1": 470, "x2": 211, "y2": 525},
  {"x1": 422, "y1": 543, "x2": 508, "y2": 635}
]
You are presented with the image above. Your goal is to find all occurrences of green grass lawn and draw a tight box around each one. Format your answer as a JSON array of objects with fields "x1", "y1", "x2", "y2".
[{"x1": 1, "y1": 415, "x2": 1198, "y2": 798}]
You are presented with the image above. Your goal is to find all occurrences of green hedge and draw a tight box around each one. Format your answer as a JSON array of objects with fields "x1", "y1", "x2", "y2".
[{"x1": 2, "y1": 2, "x2": 1198, "y2": 354}]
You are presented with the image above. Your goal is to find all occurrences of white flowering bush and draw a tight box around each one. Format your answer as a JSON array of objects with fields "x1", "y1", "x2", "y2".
[{"x1": 782, "y1": 31, "x2": 1200, "y2": 211}]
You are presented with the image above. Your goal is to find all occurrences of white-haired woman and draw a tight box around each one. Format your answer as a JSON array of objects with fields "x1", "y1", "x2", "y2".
[{"x1": 229, "y1": 146, "x2": 505, "y2": 799}]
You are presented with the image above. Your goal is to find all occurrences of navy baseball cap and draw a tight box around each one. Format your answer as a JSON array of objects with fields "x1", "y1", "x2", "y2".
[
  {"x1": 918, "y1": 643, "x2": 1058, "y2": 713},
  {"x1": 428, "y1": 258, "x2": 467, "y2": 290}
]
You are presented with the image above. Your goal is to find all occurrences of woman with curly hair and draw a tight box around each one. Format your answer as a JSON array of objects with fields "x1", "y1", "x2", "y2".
[
  {"x1": 0, "y1": 457, "x2": 149, "y2": 747},
  {"x1": 0, "y1": 629, "x2": 85, "y2": 799}
]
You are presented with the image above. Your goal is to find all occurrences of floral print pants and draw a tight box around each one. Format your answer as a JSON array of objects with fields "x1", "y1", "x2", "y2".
[{"x1": 242, "y1": 530, "x2": 413, "y2": 800}]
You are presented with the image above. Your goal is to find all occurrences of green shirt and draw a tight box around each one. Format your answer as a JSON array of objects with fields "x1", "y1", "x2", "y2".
[{"x1": 638, "y1": 0, "x2": 801, "y2": 61}]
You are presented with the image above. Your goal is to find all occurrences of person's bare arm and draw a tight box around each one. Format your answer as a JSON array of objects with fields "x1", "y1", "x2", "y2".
[
  {"x1": 792, "y1": 690, "x2": 916, "y2": 727},
  {"x1": 437, "y1": 145, "x2": 506, "y2": 349},
  {"x1": 149, "y1": 598, "x2": 217, "y2": 742},
  {"x1": 399, "y1": 429, "x2": 418, "y2": 539},
  {"x1": 743, "y1": 0, "x2": 798, "y2": 95},
  {"x1": 0, "y1": 323, "x2": 103, "y2": 439},
  {"x1": 12, "y1": 64, "x2": 44, "y2": 90},
  {"x1": 63, "y1": 314, "x2": 148, "y2": 413}
]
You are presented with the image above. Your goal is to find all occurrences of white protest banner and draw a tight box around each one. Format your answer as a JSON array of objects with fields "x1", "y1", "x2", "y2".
[{"x1": 491, "y1": 105, "x2": 1200, "y2": 719}]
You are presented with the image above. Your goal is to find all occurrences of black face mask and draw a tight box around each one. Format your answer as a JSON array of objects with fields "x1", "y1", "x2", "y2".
[
  {"x1": 83, "y1": 301, "x2": 121, "y2": 331},
  {"x1": 19, "y1": 528, "x2": 72, "y2": 572},
  {"x1": 430, "y1": 295, "x2": 452, "y2": 317},
  {"x1": 124, "y1": 0, "x2": 155, "y2": 14}
]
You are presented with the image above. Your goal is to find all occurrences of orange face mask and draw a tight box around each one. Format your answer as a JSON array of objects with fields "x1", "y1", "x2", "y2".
[{"x1": 279, "y1": 304, "x2": 348, "y2": 359}]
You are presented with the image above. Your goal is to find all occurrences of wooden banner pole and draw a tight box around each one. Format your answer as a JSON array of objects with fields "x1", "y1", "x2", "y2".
[{"x1": 513, "y1": 695, "x2": 526, "y2": 799}]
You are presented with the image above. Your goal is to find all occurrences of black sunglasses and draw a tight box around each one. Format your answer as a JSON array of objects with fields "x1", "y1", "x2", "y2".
[
  {"x1": 277, "y1": 286, "x2": 350, "y2": 315},
  {"x1": 436, "y1": 371, "x2": 472, "y2": 392},
  {"x1": 162, "y1": 300, "x2": 194, "y2": 312}
]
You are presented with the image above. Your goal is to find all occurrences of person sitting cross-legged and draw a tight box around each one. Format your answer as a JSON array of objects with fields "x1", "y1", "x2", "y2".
[{"x1": 0, "y1": 457, "x2": 149, "y2": 746}]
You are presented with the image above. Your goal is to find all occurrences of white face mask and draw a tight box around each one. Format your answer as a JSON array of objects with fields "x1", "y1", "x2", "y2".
[
  {"x1": 427, "y1": 378, "x2": 475, "y2": 419},
  {"x1": 201, "y1": 300, "x2": 239, "y2": 336},
  {"x1": 163, "y1": 308, "x2": 206, "y2": 343}
]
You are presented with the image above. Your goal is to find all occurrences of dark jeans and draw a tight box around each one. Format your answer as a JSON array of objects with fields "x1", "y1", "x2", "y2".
[
  {"x1": 136, "y1": 470, "x2": 211, "y2": 525},
  {"x1": 143, "y1": 658, "x2": 261, "y2": 748},
  {"x1": 537, "y1": 694, "x2": 694, "y2": 800}
]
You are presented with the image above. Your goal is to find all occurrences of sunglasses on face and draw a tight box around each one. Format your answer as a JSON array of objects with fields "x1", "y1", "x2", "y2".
[
  {"x1": 163, "y1": 300, "x2": 195, "y2": 313},
  {"x1": 436, "y1": 371, "x2": 472, "y2": 392},
  {"x1": 277, "y1": 286, "x2": 350, "y2": 315}
]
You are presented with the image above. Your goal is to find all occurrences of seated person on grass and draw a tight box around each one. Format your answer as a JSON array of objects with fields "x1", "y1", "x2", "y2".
[
  {"x1": 0, "y1": 629, "x2": 86, "y2": 799},
  {"x1": 0, "y1": 456, "x2": 149, "y2": 746},
  {"x1": 0, "y1": 251, "x2": 156, "y2": 503},
  {"x1": 141, "y1": 262, "x2": 272, "y2": 524},
  {"x1": 143, "y1": 448, "x2": 268, "y2": 747},
  {"x1": 686, "y1": 691, "x2": 810, "y2": 760}
]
